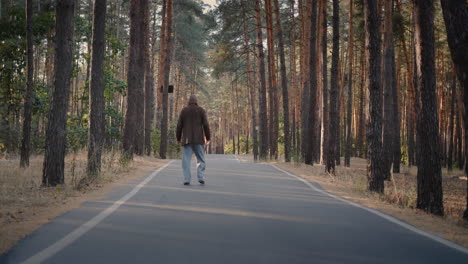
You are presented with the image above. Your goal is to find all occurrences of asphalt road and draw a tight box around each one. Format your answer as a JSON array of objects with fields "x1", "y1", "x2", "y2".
[{"x1": 2, "y1": 155, "x2": 468, "y2": 264}]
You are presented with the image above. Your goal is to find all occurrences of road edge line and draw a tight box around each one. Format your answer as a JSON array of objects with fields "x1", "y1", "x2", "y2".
[
  {"x1": 270, "y1": 164, "x2": 468, "y2": 255},
  {"x1": 20, "y1": 160, "x2": 174, "y2": 264}
]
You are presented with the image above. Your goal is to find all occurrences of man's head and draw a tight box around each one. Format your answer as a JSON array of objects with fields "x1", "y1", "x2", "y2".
[{"x1": 188, "y1": 95, "x2": 198, "y2": 105}]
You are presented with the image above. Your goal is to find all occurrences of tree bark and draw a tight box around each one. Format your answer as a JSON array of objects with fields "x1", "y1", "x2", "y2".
[
  {"x1": 42, "y1": 0, "x2": 75, "y2": 186},
  {"x1": 159, "y1": 0, "x2": 173, "y2": 159},
  {"x1": 345, "y1": 0, "x2": 353, "y2": 167},
  {"x1": 326, "y1": 0, "x2": 339, "y2": 173},
  {"x1": 300, "y1": 0, "x2": 311, "y2": 160},
  {"x1": 392, "y1": 45, "x2": 401, "y2": 173},
  {"x1": 273, "y1": 0, "x2": 290, "y2": 162},
  {"x1": 20, "y1": 0, "x2": 34, "y2": 168},
  {"x1": 304, "y1": 0, "x2": 317, "y2": 165},
  {"x1": 289, "y1": 0, "x2": 298, "y2": 157},
  {"x1": 156, "y1": 0, "x2": 167, "y2": 128},
  {"x1": 123, "y1": 0, "x2": 145, "y2": 159},
  {"x1": 457, "y1": 103, "x2": 463, "y2": 170},
  {"x1": 86, "y1": 0, "x2": 107, "y2": 178},
  {"x1": 447, "y1": 73, "x2": 456, "y2": 171},
  {"x1": 319, "y1": 0, "x2": 328, "y2": 165},
  {"x1": 265, "y1": 0, "x2": 278, "y2": 159},
  {"x1": 364, "y1": 0, "x2": 384, "y2": 193},
  {"x1": 134, "y1": 0, "x2": 147, "y2": 155},
  {"x1": 144, "y1": 0, "x2": 154, "y2": 156},
  {"x1": 241, "y1": 0, "x2": 258, "y2": 160},
  {"x1": 414, "y1": 0, "x2": 443, "y2": 216},
  {"x1": 357, "y1": 41, "x2": 365, "y2": 158},
  {"x1": 440, "y1": 0, "x2": 468, "y2": 220},
  {"x1": 382, "y1": 0, "x2": 395, "y2": 180},
  {"x1": 255, "y1": 0, "x2": 269, "y2": 160}
]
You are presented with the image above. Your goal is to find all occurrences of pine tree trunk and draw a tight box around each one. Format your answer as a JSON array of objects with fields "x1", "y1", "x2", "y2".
[
  {"x1": 414, "y1": 0, "x2": 443, "y2": 216},
  {"x1": 392, "y1": 47, "x2": 401, "y2": 173},
  {"x1": 159, "y1": 0, "x2": 173, "y2": 159},
  {"x1": 86, "y1": 0, "x2": 107, "y2": 178},
  {"x1": 382, "y1": 0, "x2": 395, "y2": 180},
  {"x1": 304, "y1": 0, "x2": 317, "y2": 165},
  {"x1": 156, "y1": 0, "x2": 167, "y2": 128},
  {"x1": 319, "y1": 0, "x2": 328, "y2": 165},
  {"x1": 357, "y1": 42, "x2": 365, "y2": 158},
  {"x1": 255, "y1": 0, "x2": 269, "y2": 160},
  {"x1": 123, "y1": 0, "x2": 145, "y2": 159},
  {"x1": 364, "y1": 0, "x2": 384, "y2": 193},
  {"x1": 133, "y1": 0, "x2": 147, "y2": 155},
  {"x1": 42, "y1": 0, "x2": 75, "y2": 186},
  {"x1": 20, "y1": 0, "x2": 34, "y2": 168},
  {"x1": 335, "y1": 57, "x2": 343, "y2": 166},
  {"x1": 273, "y1": 0, "x2": 291, "y2": 162},
  {"x1": 456, "y1": 104, "x2": 463, "y2": 170},
  {"x1": 144, "y1": 1, "x2": 154, "y2": 156},
  {"x1": 242, "y1": 0, "x2": 258, "y2": 160},
  {"x1": 265, "y1": 0, "x2": 278, "y2": 159},
  {"x1": 344, "y1": 0, "x2": 353, "y2": 167},
  {"x1": 289, "y1": 0, "x2": 298, "y2": 156},
  {"x1": 300, "y1": 0, "x2": 311, "y2": 159},
  {"x1": 440, "y1": 0, "x2": 468, "y2": 220},
  {"x1": 447, "y1": 74, "x2": 456, "y2": 171},
  {"x1": 326, "y1": 0, "x2": 339, "y2": 173}
]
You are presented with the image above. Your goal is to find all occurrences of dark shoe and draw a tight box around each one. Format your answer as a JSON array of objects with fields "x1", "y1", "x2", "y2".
[
  {"x1": 199, "y1": 180, "x2": 205, "y2": 185},
  {"x1": 183, "y1": 182, "x2": 190, "y2": 186}
]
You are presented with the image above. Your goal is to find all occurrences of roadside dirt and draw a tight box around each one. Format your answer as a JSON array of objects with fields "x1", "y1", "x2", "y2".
[{"x1": 0, "y1": 153, "x2": 167, "y2": 254}]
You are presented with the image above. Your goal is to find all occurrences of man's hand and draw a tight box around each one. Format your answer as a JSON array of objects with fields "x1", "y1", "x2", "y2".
[
  {"x1": 205, "y1": 140, "x2": 210, "y2": 146},
  {"x1": 177, "y1": 141, "x2": 181, "y2": 145}
]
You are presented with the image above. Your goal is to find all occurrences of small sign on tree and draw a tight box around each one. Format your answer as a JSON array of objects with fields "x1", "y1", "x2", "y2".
[{"x1": 160, "y1": 85, "x2": 174, "y2": 93}]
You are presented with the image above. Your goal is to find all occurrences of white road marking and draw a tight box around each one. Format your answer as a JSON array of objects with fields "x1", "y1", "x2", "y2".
[
  {"x1": 270, "y1": 164, "x2": 468, "y2": 255},
  {"x1": 20, "y1": 161, "x2": 174, "y2": 264}
]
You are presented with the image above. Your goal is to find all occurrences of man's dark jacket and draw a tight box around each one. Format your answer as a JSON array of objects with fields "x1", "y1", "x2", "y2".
[{"x1": 176, "y1": 103, "x2": 211, "y2": 145}]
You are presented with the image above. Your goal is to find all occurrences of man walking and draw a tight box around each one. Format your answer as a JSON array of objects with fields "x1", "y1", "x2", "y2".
[{"x1": 176, "y1": 95, "x2": 211, "y2": 185}]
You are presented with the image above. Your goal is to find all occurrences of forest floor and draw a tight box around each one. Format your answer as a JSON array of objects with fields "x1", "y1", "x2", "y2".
[
  {"x1": 0, "y1": 152, "x2": 168, "y2": 254},
  {"x1": 237, "y1": 155, "x2": 468, "y2": 248}
]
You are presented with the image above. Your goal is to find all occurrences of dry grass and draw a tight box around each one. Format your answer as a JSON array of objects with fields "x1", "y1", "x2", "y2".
[
  {"x1": 0, "y1": 151, "x2": 166, "y2": 253},
  {"x1": 237, "y1": 155, "x2": 468, "y2": 248}
]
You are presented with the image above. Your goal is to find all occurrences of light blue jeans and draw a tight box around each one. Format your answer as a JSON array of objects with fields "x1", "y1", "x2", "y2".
[{"x1": 182, "y1": 144, "x2": 206, "y2": 183}]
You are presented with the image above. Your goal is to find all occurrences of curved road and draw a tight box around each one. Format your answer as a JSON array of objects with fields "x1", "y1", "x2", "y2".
[{"x1": 2, "y1": 155, "x2": 467, "y2": 263}]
